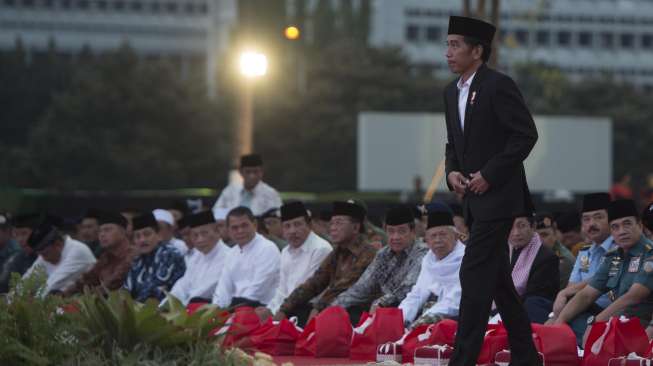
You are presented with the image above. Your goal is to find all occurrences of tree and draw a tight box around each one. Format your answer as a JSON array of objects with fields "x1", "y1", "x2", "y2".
[{"x1": 12, "y1": 46, "x2": 233, "y2": 190}]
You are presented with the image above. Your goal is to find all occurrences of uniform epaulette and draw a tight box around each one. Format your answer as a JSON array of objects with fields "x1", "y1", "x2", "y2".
[
  {"x1": 579, "y1": 244, "x2": 592, "y2": 252},
  {"x1": 645, "y1": 243, "x2": 653, "y2": 251}
]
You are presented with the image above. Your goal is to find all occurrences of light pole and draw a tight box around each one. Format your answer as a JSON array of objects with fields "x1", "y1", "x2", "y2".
[{"x1": 231, "y1": 51, "x2": 267, "y2": 183}]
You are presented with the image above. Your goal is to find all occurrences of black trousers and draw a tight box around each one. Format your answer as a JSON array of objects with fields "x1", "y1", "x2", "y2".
[{"x1": 450, "y1": 219, "x2": 542, "y2": 366}]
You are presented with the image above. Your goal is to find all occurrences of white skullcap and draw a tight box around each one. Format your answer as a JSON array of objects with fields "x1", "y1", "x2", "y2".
[
  {"x1": 152, "y1": 209, "x2": 175, "y2": 226},
  {"x1": 212, "y1": 208, "x2": 230, "y2": 221}
]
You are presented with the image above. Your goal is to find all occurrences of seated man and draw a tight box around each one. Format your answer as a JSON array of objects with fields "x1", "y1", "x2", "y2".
[
  {"x1": 535, "y1": 213, "x2": 576, "y2": 289},
  {"x1": 256, "y1": 201, "x2": 333, "y2": 325},
  {"x1": 549, "y1": 193, "x2": 615, "y2": 342},
  {"x1": 64, "y1": 211, "x2": 137, "y2": 296},
  {"x1": 212, "y1": 207, "x2": 280, "y2": 309},
  {"x1": 153, "y1": 209, "x2": 189, "y2": 256},
  {"x1": 553, "y1": 199, "x2": 653, "y2": 344},
  {"x1": 332, "y1": 205, "x2": 427, "y2": 322},
  {"x1": 399, "y1": 210, "x2": 465, "y2": 327},
  {"x1": 167, "y1": 211, "x2": 231, "y2": 306},
  {"x1": 78, "y1": 209, "x2": 103, "y2": 257},
  {"x1": 23, "y1": 219, "x2": 96, "y2": 295},
  {"x1": 123, "y1": 213, "x2": 186, "y2": 302},
  {"x1": 557, "y1": 210, "x2": 588, "y2": 256},
  {"x1": 1, "y1": 213, "x2": 40, "y2": 293},
  {"x1": 507, "y1": 213, "x2": 560, "y2": 324},
  {"x1": 274, "y1": 201, "x2": 377, "y2": 324}
]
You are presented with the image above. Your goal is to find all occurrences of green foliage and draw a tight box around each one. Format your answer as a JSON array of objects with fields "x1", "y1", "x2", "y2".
[
  {"x1": 70, "y1": 290, "x2": 229, "y2": 357},
  {"x1": 0, "y1": 269, "x2": 80, "y2": 365}
]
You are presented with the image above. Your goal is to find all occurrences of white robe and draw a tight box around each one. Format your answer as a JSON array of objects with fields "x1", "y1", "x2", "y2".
[
  {"x1": 24, "y1": 236, "x2": 96, "y2": 294},
  {"x1": 212, "y1": 234, "x2": 280, "y2": 308},
  {"x1": 267, "y1": 232, "x2": 333, "y2": 314},
  {"x1": 399, "y1": 241, "x2": 465, "y2": 323},
  {"x1": 168, "y1": 240, "x2": 231, "y2": 305}
]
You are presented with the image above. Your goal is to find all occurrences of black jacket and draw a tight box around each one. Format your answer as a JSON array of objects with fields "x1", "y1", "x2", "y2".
[
  {"x1": 444, "y1": 64, "x2": 538, "y2": 222},
  {"x1": 510, "y1": 244, "x2": 560, "y2": 301}
]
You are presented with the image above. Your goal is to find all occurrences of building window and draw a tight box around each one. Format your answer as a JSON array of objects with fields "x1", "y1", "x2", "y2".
[
  {"x1": 621, "y1": 33, "x2": 634, "y2": 48},
  {"x1": 406, "y1": 24, "x2": 419, "y2": 42},
  {"x1": 151, "y1": 1, "x2": 160, "y2": 12},
  {"x1": 515, "y1": 29, "x2": 529, "y2": 45},
  {"x1": 43, "y1": 0, "x2": 53, "y2": 7},
  {"x1": 130, "y1": 0, "x2": 141, "y2": 10},
  {"x1": 557, "y1": 31, "x2": 571, "y2": 46},
  {"x1": 61, "y1": 0, "x2": 71, "y2": 8},
  {"x1": 536, "y1": 30, "x2": 549, "y2": 46},
  {"x1": 184, "y1": 2, "x2": 194, "y2": 13},
  {"x1": 643, "y1": 34, "x2": 653, "y2": 49},
  {"x1": 578, "y1": 32, "x2": 593, "y2": 47},
  {"x1": 76, "y1": 0, "x2": 88, "y2": 8},
  {"x1": 21, "y1": 0, "x2": 34, "y2": 7},
  {"x1": 600, "y1": 32, "x2": 614, "y2": 48},
  {"x1": 426, "y1": 26, "x2": 440, "y2": 42},
  {"x1": 113, "y1": 0, "x2": 124, "y2": 10}
]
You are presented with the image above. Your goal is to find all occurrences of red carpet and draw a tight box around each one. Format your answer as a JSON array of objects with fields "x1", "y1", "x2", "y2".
[{"x1": 272, "y1": 356, "x2": 370, "y2": 365}]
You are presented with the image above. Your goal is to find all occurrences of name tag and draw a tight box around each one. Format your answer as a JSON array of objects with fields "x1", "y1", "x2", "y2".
[{"x1": 629, "y1": 256, "x2": 641, "y2": 273}]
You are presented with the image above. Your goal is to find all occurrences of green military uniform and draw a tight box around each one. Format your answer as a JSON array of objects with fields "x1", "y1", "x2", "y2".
[
  {"x1": 554, "y1": 241, "x2": 576, "y2": 289},
  {"x1": 589, "y1": 235, "x2": 653, "y2": 325}
]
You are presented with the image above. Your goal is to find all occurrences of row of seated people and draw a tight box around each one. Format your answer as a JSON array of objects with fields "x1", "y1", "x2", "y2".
[{"x1": 3, "y1": 194, "x2": 653, "y2": 347}]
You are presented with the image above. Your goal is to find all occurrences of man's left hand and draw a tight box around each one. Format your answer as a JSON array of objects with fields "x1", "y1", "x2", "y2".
[{"x1": 468, "y1": 171, "x2": 490, "y2": 195}]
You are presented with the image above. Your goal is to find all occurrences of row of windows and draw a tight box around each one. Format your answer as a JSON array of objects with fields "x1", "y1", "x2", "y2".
[
  {"x1": 406, "y1": 24, "x2": 653, "y2": 50},
  {"x1": 1, "y1": 0, "x2": 209, "y2": 14},
  {"x1": 405, "y1": 7, "x2": 653, "y2": 26}
]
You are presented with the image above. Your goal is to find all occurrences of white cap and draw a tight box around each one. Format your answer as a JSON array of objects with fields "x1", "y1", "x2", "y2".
[
  {"x1": 152, "y1": 209, "x2": 175, "y2": 226},
  {"x1": 212, "y1": 208, "x2": 229, "y2": 222}
]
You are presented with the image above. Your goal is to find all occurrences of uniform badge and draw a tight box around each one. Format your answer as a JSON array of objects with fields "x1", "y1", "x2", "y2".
[
  {"x1": 608, "y1": 290, "x2": 616, "y2": 302},
  {"x1": 629, "y1": 256, "x2": 641, "y2": 273},
  {"x1": 644, "y1": 260, "x2": 653, "y2": 273},
  {"x1": 580, "y1": 255, "x2": 590, "y2": 272}
]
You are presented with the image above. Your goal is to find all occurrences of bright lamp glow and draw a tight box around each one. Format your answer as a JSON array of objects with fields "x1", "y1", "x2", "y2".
[
  {"x1": 239, "y1": 51, "x2": 268, "y2": 78},
  {"x1": 285, "y1": 26, "x2": 300, "y2": 40}
]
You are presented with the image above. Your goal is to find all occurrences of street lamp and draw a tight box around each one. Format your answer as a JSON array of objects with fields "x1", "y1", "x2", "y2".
[{"x1": 231, "y1": 50, "x2": 268, "y2": 183}]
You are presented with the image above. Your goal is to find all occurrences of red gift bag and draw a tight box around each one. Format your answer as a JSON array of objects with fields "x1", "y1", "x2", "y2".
[
  {"x1": 607, "y1": 353, "x2": 653, "y2": 365},
  {"x1": 531, "y1": 323, "x2": 580, "y2": 366},
  {"x1": 350, "y1": 308, "x2": 405, "y2": 360},
  {"x1": 401, "y1": 320, "x2": 458, "y2": 363},
  {"x1": 477, "y1": 323, "x2": 509, "y2": 365},
  {"x1": 401, "y1": 324, "x2": 435, "y2": 363},
  {"x1": 213, "y1": 306, "x2": 262, "y2": 348},
  {"x1": 295, "y1": 306, "x2": 353, "y2": 357},
  {"x1": 583, "y1": 317, "x2": 649, "y2": 366},
  {"x1": 249, "y1": 318, "x2": 303, "y2": 355}
]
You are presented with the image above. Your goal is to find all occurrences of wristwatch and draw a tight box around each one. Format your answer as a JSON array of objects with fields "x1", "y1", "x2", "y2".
[{"x1": 586, "y1": 315, "x2": 596, "y2": 326}]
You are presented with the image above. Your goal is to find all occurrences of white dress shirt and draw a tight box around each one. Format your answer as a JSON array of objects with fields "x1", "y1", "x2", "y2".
[
  {"x1": 213, "y1": 181, "x2": 282, "y2": 216},
  {"x1": 24, "y1": 236, "x2": 96, "y2": 294},
  {"x1": 399, "y1": 241, "x2": 465, "y2": 323},
  {"x1": 168, "y1": 240, "x2": 231, "y2": 305},
  {"x1": 212, "y1": 234, "x2": 281, "y2": 308},
  {"x1": 457, "y1": 72, "x2": 476, "y2": 131},
  {"x1": 267, "y1": 231, "x2": 333, "y2": 314}
]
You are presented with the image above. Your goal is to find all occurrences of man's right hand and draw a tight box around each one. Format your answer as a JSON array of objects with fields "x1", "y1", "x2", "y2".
[
  {"x1": 447, "y1": 171, "x2": 469, "y2": 195},
  {"x1": 272, "y1": 310, "x2": 286, "y2": 321},
  {"x1": 256, "y1": 306, "x2": 273, "y2": 321}
]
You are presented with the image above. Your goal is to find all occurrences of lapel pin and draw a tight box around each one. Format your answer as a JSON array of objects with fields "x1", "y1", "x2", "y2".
[{"x1": 470, "y1": 91, "x2": 477, "y2": 105}]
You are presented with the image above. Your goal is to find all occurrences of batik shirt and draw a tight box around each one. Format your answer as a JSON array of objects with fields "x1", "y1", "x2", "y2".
[
  {"x1": 123, "y1": 243, "x2": 186, "y2": 302},
  {"x1": 279, "y1": 236, "x2": 377, "y2": 313},
  {"x1": 332, "y1": 241, "x2": 427, "y2": 308}
]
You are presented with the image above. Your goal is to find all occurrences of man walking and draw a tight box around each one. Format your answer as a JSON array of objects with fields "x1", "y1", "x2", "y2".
[{"x1": 443, "y1": 16, "x2": 542, "y2": 366}]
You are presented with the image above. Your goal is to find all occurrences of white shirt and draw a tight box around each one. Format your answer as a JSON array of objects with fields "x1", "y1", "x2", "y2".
[
  {"x1": 168, "y1": 240, "x2": 231, "y2": 305},
  {"x1": 212, "y1": 234, "x2": 281, "y2": 308},
  {"x1": 399, "y1": 241, "x2": 465, "y2": 323},
  {"x1": 24, "y1": 236, "x2": 96, "y2": 294},
  {"x1": 267, "y1": 232, "x2": 333, "y2": 314},
  {"x1": 213, "y1": 181, "x2": 282, "y2": 216},
  {"x1": 457, "y1": 72, "x2": 476, "y2": 131}
]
